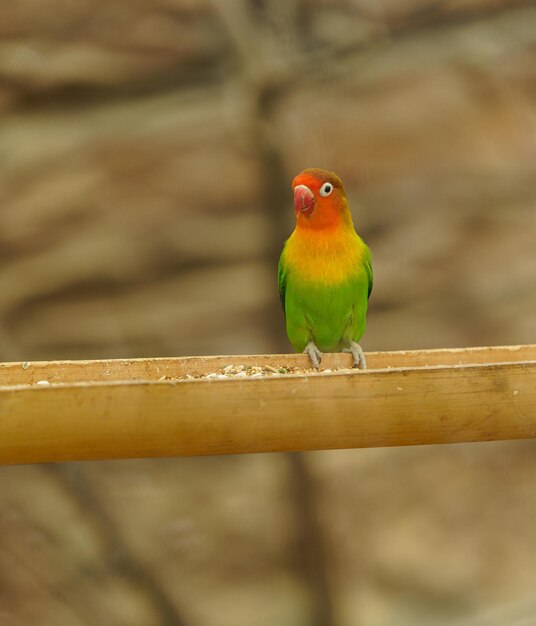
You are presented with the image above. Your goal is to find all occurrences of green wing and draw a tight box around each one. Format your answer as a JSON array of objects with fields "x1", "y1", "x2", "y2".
[
  {"x1": 278, "y1": 253, "x2": 287, "y2": 313},
  {"x1": 363, "y1": 245, "x2": 373, "y2": 298}
]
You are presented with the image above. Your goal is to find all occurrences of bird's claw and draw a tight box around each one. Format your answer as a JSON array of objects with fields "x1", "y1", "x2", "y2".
[
  {"x1": 343, "y1": 341, "x2": 367, "y2": 369},
  {"x1": 303, "y1": 342, "x2": 323, "y2": 369}
]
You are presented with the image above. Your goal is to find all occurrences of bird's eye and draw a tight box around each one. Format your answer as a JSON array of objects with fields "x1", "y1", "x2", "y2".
[{"x1": 319, "y1": 182, "x2": 333, "y2": 197}]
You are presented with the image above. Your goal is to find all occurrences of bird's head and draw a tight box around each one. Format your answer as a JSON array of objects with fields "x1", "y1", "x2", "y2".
[{"x1": 292, "y1": 168, "x2": 352, "y2": 230}]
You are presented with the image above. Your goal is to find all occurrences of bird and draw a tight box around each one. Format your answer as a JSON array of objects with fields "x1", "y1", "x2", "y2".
[{"x1": 278, "y1": 168, "x2": 372, "y2": 369}]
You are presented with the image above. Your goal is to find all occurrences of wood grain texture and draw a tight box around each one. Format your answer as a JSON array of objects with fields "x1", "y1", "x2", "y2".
[
  {"x1": 1, "y1": 345, "x2": 534, "y2": 465},
  {"x1": 1, "y1": 343, "x2": 535, "y2": 384}
]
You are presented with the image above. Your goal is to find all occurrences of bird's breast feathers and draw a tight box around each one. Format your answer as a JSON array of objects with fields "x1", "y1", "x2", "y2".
[{"x1": 283, "y1": 228, "x2": 367, "y2": 285}]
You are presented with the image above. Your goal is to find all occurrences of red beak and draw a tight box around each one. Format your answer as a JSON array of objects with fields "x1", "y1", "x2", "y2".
[{"x1": 294, "y1": 185, "x2": 315, "y2": 217}]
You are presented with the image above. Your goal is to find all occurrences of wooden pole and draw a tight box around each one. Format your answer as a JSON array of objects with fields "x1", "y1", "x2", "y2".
[{"x1": 0, "y1": 345, "x2": 535, "y2": 465}]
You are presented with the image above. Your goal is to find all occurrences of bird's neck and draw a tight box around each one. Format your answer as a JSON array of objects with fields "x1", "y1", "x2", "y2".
[
  {"x1": 285, "y1": 224, "x2": 364, "y2": 284},
  {"x1": 291, "y1": 222, "x2": 360, "y2": 253}
]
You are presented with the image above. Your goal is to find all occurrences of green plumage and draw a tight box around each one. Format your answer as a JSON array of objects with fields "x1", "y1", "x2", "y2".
[{"x1": 278, "y1": 245, "x2": 373, "y2": 353}]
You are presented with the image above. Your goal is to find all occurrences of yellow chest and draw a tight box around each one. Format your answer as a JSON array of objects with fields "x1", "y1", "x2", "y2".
[{"x1": 283, "y1": 228, "x2": 365, "y2": 284}]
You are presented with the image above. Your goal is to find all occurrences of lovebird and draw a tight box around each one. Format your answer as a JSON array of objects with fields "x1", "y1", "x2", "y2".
[{"x1": 278, "y1": 168, "x2": 373, "y2": 369}]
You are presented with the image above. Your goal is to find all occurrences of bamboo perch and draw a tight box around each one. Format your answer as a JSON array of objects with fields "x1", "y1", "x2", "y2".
[{"x1": 0, "y1": 345, "x2": 535, "y2": 465}]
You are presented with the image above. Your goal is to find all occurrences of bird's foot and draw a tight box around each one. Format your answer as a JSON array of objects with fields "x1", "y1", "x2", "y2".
[
  {"x1": 303, "y1": 342, "x2": 323, "y2": 369},
  {"x1": 342, "y1": 341, "x2": 367, "y2": 369}
]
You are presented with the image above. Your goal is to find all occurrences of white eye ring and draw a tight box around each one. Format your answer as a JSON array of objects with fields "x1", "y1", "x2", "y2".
[{"x1": 319, "y1": 182, "x2": 333, "y2": 197}]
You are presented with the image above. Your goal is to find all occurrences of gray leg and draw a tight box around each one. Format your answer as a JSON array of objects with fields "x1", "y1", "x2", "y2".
[
  {"x1": 342, "y1": 341, "x2": 367, "y2": 369},
  {"x1": 303, "y1": 341, "x2": 323, "y2": 369}
]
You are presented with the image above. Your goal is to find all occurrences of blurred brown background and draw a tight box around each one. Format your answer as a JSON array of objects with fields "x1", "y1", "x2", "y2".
[{"x1": 0, "y1": 1, "x2": 535, "y2": 625}]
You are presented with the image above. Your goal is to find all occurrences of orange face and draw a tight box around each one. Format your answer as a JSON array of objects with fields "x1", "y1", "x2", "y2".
[{"x1": 292, "y1": 168, "x2": 349, "y2": 230}]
